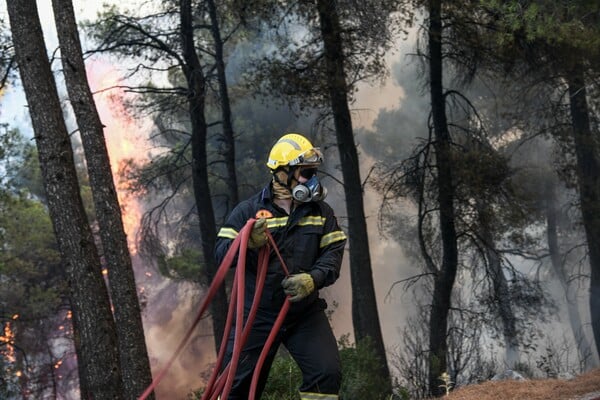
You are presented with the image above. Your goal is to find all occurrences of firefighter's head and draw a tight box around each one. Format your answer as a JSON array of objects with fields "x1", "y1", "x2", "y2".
[{"x1": 267, "y1": 133, "x2": 327, "y2": 202}]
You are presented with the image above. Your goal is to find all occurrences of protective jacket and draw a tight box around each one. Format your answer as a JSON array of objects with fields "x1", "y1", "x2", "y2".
[{"x1": 215, "y1": 184, "x2": 347, "y2": 318}]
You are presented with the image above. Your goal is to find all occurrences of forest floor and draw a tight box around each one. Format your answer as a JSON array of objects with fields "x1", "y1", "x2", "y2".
[{"x1": 436, "y1": 367, "x2": 600, "y2": 400}]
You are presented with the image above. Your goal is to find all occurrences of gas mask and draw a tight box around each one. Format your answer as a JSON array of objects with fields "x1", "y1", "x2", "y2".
[{"x1": 292, "y1": 175, "x2": 328, "y2": 202}]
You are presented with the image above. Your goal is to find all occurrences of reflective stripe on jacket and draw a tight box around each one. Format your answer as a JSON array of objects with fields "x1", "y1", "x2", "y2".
[{"x1": 299, "y1": 392, "x2": 339, "y2": 400}]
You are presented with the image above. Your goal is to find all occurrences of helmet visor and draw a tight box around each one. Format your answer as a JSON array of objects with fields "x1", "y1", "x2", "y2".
[{"x1": 290, "y1": 147, "x2": 323, "y2": 166}]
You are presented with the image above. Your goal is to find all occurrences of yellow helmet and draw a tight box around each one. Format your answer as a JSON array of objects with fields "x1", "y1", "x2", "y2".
[{"x1": 266, "y1": 133, "x2": 323, "y2": 170}]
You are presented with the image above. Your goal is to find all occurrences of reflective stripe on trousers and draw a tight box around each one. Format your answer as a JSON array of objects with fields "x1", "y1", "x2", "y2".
[{"x1": 299, "y1": 392, "x2": 339, "y2": 400}]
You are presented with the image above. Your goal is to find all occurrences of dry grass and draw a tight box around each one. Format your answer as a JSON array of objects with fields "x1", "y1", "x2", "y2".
[{"x1": 437, "y1": 368, "x2": 600, "y2": 400}]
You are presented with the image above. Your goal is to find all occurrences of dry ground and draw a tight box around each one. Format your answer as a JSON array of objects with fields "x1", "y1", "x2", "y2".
[{"x1": 437, "y1": 368, "x2": 600, "y2": 400}]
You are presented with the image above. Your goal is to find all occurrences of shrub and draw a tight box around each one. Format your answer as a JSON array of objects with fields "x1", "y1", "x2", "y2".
[
  {"x1": 262, "y1": 335, "x2": 409, "y2": 400},
  {"x1": 263, "y1": 350, "x2": 302, "y2": 400},
  {"x1": 339, "y1": 335, "x2": 407, "y2": 400}
]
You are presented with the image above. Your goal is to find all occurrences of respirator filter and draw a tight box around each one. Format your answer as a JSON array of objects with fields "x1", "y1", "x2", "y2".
[{"x1": 292, "y1": 175, "x2": 327, "y2": 202}]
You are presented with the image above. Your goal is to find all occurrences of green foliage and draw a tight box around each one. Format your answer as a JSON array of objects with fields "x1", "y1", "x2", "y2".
[
  {"x1": 0, "y1": 128, "x2": 66, "y2": 394},
  {"x1": 338, "y1": 335, "x2": 406, "y2": 400},
  {"x1": 0, "y1": 127, "x2": 32, "y2": 196},
  {"x1": 0, "y1": 195, "x2": 63, "y2": 317},
  {"x1": 11, "y1": 141, "x2": 45, "y2": 201},
  {"x1": 480, "y1": 0, "x2": 600, "y2": 57},
  {"x1": 262, "y1": 336, "x2": 409, "y2": 400},
  {"x1": 186, "y1": 387, "x2": 204, "y2": 400},
  {"x1": 157, "y1": 248, "x2": 204, "y2": 280},
  {"x1": 263, "y1": 351, "x2": 302, "y2": 400}
]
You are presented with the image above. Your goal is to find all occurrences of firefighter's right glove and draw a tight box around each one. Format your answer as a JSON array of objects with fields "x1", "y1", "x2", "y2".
[
  {"x1": 248, "y1": 218, "x2": 268, "y2": 249},
  {"x1": 281, "y1": 273, "x2": 315, "y2": 302}
]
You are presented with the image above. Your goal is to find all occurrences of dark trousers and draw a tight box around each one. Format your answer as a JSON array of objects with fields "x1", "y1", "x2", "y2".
[{"x1": 222, "y1": 308, "x2": 341, "y2": 399}]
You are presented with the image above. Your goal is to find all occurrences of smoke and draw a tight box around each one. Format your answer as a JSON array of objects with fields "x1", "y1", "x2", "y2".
[
  {"x1": 321, "y1": 157, "x2": 422, "y2": 350},
  {"x1": 88, "y1": 60, "x2": 218, "y2": 399},
  {"x1": 339, "y1": 35, "x2": 429, "y2": 350},
  {"x1": 140, "y1": 270, "x2": 214, "y2": 398},
  {"x1": 343, "y1": 25, "x2": 600, "y2": 376},
  {"x1": 351, "y1": 79, "x2": 405, "y2": 130}
]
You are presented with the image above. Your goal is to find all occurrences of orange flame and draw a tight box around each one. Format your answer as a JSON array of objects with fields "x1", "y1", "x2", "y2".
[
  {"x1": 0, "y1": 321, "x2": 16, "y2": 363},
  {"x1": 87, "y1": 60, "x2": 151, "y2": 255}
]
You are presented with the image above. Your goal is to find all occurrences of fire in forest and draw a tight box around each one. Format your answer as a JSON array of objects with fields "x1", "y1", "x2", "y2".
[
  {"x1": 88, "y1": 60, "x2": 216, "y2": 399},
  {"x1": 0, "y1": 318, "x2": 17, "y2": 363}
]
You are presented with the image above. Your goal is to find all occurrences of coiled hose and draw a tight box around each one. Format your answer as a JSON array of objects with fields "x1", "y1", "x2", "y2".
[{"x1": 138, "y1": 218, "x2": 289, "y2": 400}]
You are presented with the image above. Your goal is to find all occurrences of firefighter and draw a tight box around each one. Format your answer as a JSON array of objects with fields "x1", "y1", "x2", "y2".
[{"x1": 215, "y1": 133, "x2": 347, "y2": 400}]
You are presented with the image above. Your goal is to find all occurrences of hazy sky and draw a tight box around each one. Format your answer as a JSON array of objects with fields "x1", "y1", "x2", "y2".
[{"x1": 0, "y1": 1, "x2": 144, "y2": 131}]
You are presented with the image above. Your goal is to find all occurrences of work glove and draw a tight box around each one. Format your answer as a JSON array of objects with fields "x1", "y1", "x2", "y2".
[
  {"x1": 281, "y1": 273, "x2": 315, "y2": 302},
  {"x1": 248, "y1": 218, "x2": 268, "y2": 249}
]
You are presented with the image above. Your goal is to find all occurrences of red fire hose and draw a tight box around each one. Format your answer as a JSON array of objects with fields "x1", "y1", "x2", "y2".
[{"x1": 138, "y1": 218, "x2": 289, "y2": 400}]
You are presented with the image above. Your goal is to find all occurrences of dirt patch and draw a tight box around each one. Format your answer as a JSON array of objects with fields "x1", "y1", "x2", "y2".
[{"x1": 437, "y1": 368, "x2": 600, "y2": 400}]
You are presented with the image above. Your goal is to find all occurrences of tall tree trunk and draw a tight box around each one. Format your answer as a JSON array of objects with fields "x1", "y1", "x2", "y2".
[
  {"x1": 477, "y1": 202, "x2": 519, "y2": 365},
  {"x1": 206, "y1": 0, "x2": 239, "y2": 214},
  {"x1": 566, "y1": 68, "x2": 600, "y2": 359},
  {"x1": 6, "y1": 1, "x2": 124, "y2": 399},
  {"x1": 315, "y1": 0, "x2": 392, "y2": 393},
  {"x1": 486, "y1": 242, "x2": 519, "y2": 365},
  {"x1": 180, "y1": 0, "x2": 227, "y2": 349},
  {"x1": 427, "y1": 0, "x2": 460, "y2": 395},
  {"x1": 545, "y1": 177, "x2": 596, "y2": 369},
  {"x1": 52, "y1": 1, "x2": 154, "y2": 397}
]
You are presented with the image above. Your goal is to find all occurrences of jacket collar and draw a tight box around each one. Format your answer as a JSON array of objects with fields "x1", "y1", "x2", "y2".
[{"x1": 260, "y1": 183, "x2": 274, "y2": 204}]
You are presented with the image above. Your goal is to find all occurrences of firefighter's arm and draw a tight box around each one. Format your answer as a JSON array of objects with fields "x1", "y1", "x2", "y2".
[
  {"x1": 215, "y1": 200, "x2": 260, "y2": 268},
  {"x1": 309, "y1": 206, "x2": 347, "y2": 289}
]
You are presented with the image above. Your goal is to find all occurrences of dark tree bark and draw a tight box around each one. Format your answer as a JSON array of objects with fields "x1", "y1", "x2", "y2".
[
  {"x1": 564, "y1": 68, "x2": 600, "y2": 359},
  {"x1": 206, "y1": 0, "x2": 239, "y2": 214},
  {"x1": 51, "y1": 1, "x2": 154, "y2": 398},
  {"x1": 180, "y1": 0, "x2": 228, "y2": 349},
  {"x1": 6, "y1": 1, "x2": 124, "y2": 399},
  {"x1": 315, "y1": 0, "x2": 392, "y2": 393},
  {"x1": 477, "y1": 201, "x2": 518, "y2": 364},
  {"x1": 0, "y1": 16, "x2": 15, "y2": 90},
  {"x1": 486, "y1": 238, "x2": 519, "y2": 363},
  {"x1": 427, "y1": 0, "x2": 460, "y2": 395},
  {"x1": 545, "y1": 178, "x2": 595, "y2": 369}
]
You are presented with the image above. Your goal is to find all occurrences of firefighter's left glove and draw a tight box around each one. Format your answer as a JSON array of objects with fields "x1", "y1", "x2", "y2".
[
  {"x1": 248, "y1": 218, "x2": 268, "y2": 249},
  {"x1": 281, "y1": 273, "x2": 315, "y2": 302}
]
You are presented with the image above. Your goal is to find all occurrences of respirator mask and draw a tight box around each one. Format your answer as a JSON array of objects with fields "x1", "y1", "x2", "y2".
[{"x1": 292, "y1": 174, "x2": 328, "y2": 202}]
